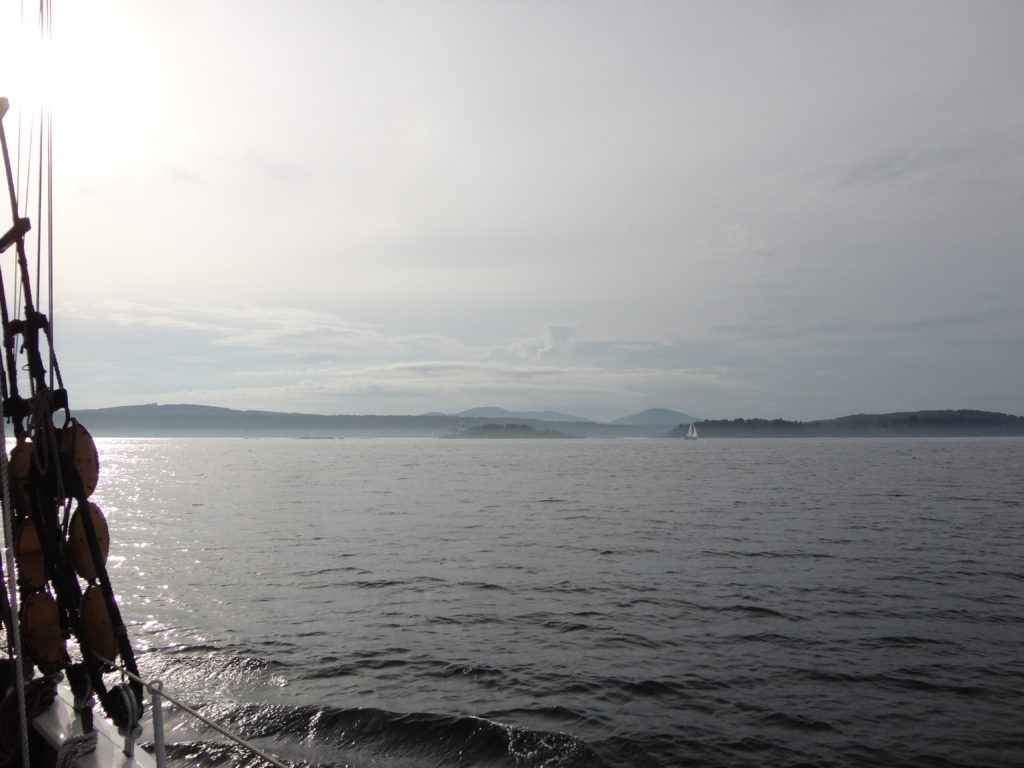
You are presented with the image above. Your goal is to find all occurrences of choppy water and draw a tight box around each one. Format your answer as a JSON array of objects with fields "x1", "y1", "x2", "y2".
[{"x1": 91, "y1": 437, "x2": 1024, "y2": 767}]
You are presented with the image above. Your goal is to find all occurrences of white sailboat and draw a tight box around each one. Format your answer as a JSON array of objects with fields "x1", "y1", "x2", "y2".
[{"x1": 685, "y1": 423, "x2": 699, "y2": 440}]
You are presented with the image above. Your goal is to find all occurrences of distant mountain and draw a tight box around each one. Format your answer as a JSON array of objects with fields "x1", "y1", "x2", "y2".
[
  {"x1": 454, "y1": 407, "x2": 592, "y2": 423},
  {"x1": 73, "y1": 404, "x2": 1022, "y2": 439},
  {"x1": 74, "y1": 403, "x2": 466, "y2": 437},
  {"x1": 614, "y1": 408, "x2": 699, "y2": 425},
  {"x1": 73, "y1": 403, "x2": 646, "y2": 437}
]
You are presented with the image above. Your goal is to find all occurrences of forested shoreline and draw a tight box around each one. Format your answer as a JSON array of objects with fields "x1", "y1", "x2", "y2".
[{"x1": 668, "y1": 410, "x2": 1024, "y2": 437}]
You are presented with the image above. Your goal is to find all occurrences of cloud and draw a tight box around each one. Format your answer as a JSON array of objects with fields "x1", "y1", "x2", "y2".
[
  {"x1": 697, "y1": 224, "x2": 773, "y2": 264},
  {"x1": 829, "y1": 131, "x2": 1021, "y2": 194},
  {"x1": 61, "y1": 289, "x2": 1024, "y2": 421},
  {"x1": 151, "y1": 360, "x2": 747, "y2": 419},
  {"x1": 58, "y1": 302, "x2": 751, "y2": 418},
  {"x1": 488, "y1": 324, "x2": 576, "y2": 362},
  {"x1": 75, "y1": 300, "x2": 475, "y2": 362}
]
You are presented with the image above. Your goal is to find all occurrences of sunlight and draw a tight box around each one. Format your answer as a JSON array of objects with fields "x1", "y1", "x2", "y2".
[
  {"x1": 0, "y1": 6, "x2": 43, "y2": 101},
  {"x1": 0, "y1": 2, "x2": 157, "y2": 176}
]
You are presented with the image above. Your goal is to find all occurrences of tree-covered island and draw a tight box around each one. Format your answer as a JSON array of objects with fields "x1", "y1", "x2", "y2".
[
  {"x1": 441, "y1": 423, "x2": 575, "y2": 439},
  {"x1": 667, "y1": 410, "x2": 1024, "y2": 438}
]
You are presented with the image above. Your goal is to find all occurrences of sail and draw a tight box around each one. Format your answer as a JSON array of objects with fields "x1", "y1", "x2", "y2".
[{"x1": 687, "y1": 423, "x2": 698, "y2": 438}]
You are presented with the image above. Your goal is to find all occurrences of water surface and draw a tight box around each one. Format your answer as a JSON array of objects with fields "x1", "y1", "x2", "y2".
[{"x1": 92, "y1": 437, "x2": 1024, "y2": 767}]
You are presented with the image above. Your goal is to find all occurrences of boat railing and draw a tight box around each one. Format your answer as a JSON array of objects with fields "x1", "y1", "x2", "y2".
[{"x1": 97, "y1": 655, "x2": 290, "y2": 768}]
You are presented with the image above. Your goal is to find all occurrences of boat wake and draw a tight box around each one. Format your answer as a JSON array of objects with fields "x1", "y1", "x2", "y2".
[
  {"x1": 157, "y1": 700, "x2": 607, "y2": 768},
  {"x1": 132, "y1": 641, "x2": 607, "y2": 767}
]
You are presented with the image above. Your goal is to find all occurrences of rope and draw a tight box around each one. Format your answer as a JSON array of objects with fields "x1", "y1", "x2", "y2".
[
  {"x1": 98, "y1": 655, "x2": 291, "y2": 768},
  {"x1": 47, "y1": 103, "x2": 55, "y2": 390},
  {"x1": 55, "y1": 732, "x2": 96, "y2": 768},
  {"x1": 33, "y1": 101, "x2": 42, "y2": 304},
  {"x1": 0, "y1": 394, "x2": 31, "y2": 768},
  {"x1": 19, "y1": 113, "x2": 32, "y2": 221}
]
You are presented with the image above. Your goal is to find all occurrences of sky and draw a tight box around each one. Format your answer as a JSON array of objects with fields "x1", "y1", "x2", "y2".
[{"x1": 1, "y1": 0, "x2": 1021, "y2": 422}]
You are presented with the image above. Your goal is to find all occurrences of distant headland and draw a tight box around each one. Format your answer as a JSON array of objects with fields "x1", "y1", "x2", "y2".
[
  {"x1": 666, "y1": 410, "x2": 1024, "y2": 438},
  {"x1": 441, "y1": 423, "x2": 575, "y2": 439},
  {"x1": 71, "y1": 404, "x2": 1024, "y2": 439}
]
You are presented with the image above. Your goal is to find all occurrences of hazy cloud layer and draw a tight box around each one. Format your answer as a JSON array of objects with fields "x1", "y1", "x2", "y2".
[
  {"x1": 58, "y1": 303, "x2": 745, "y2": 419},
  {"x1": 56, "y1": 297, "x2": 1020, "y2": 421},
  {"x1": 2, "y1": 1, "x2": 1021, "y2": 419}
]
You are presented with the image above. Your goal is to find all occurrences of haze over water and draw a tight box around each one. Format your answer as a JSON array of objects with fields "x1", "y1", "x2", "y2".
[{"x1": 96, "y1": 436, "x2": 1023, "y2": 767}]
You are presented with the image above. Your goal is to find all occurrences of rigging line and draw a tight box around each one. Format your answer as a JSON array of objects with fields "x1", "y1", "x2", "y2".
[
  {"x1": 13, "y1": 269, "x2": 21, "y2": 329},
  {"x1": 1, "y1": 103, "x2": 23, "y2": 234},
  {"x1": 33, "y1": 0, "x2": 49, "y2": 308},
  {"x1": 19, "y1": 111, "x2": 34, "y2": 222},
  {"x1": 13, "y1": 2, "x2": 27, "y2": 216},
  {"x1": 0, "y1": 269, "x2": 11, "y2": 405},
  {"x1": 13, "y1": 108, "x2": 23, "y2": 219},
  {"x1": 32, "y1": 0, "x2": 56, "y2": 389},
  {"x1": 45, "y1": 7, "x2": 51, "y2": 283},
  {"x1": 47, "y1": 106, "x2": 54, "y2": 389},
  {"x1": 11, "y1": 114, "x2": 27, "y2": 326},
  {"x1": 42, "y1": 0, "x2": 54, "y2": 388},
  {"x1": 34, "y1": 101, "x2": 43, "y2": 308},
  {"x1": 0, "y1": 346, "x2": 12, "y2": 643},
  {"x1": 0, "y1": 103, "x2": 24, "y2": 407}
]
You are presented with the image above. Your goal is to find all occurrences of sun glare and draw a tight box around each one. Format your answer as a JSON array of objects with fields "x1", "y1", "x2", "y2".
[{"x1": 1, "y1": 2, "x2": 155, "y2": 175}]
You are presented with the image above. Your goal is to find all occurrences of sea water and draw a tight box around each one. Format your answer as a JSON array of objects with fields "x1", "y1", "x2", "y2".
[{"x1": 90, "y1": 437, "x2": 1023, "y2": 767}]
